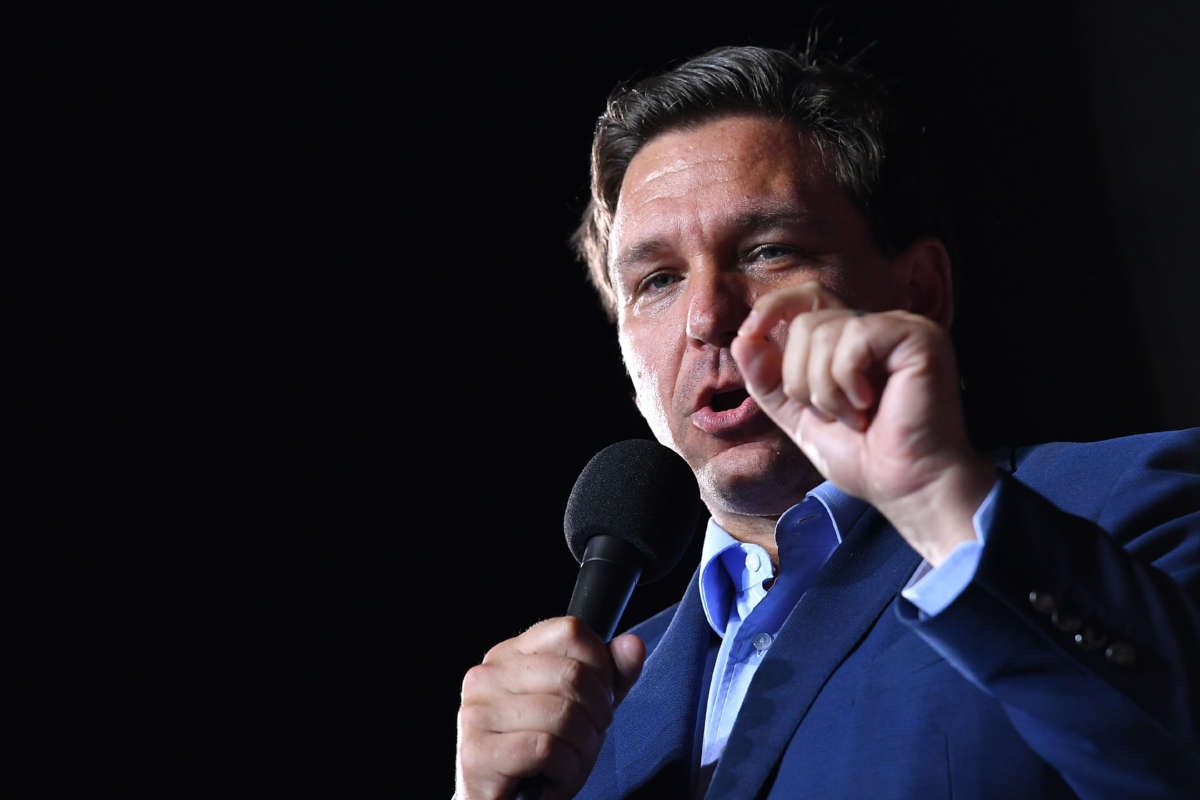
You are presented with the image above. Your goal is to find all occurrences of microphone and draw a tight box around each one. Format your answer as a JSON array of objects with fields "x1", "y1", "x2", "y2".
[
  {"x1": 563, "y1": 438, "x2": 701, "y2": 638},
  {"x1": 515, "y1": 439, "x2": 701, "y2": 800}
]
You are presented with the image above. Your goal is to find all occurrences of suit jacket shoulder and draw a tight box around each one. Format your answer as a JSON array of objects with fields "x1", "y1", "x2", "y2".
[{"x1": 1005, "y1": 428, "x2": 1200, "y2": 530}]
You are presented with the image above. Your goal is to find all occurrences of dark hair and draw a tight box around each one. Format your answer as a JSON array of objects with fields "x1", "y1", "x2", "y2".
[{"x1": 572, "y1": 44, "x2": 949, "y2": 319}]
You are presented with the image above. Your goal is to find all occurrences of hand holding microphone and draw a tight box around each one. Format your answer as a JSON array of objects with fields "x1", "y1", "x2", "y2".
[{"x1": 454, "y1": 441, "x2": 698, "y2": 800}]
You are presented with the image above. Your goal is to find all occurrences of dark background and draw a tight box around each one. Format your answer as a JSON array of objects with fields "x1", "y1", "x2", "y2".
[{"x1": 34, "y1": 1, "x2": 1198, "y2": 795}]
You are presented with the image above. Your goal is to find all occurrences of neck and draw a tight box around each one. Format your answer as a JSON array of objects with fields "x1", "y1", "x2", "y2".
[{"x1": 709, "y1": 508, "x2": 782, "y2": 568}]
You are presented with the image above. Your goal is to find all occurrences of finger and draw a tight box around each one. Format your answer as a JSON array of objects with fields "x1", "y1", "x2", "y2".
[
  {"x1": 779, "y1": 311, "x2": 846, "y2": 417},
  {"x1": 737, "y1": 280, "x2": 849, "y2": 340},
  {"x1": 488, "y1": 616, "x2": 613, "y2": 681},
  {"x1": 802, "y1": 317, "x2": 843, "y2": 421},
  {"x1": 465, "y1": 656, "x2": 616, "y2": 730},
  {"x1": 515, "y1": 656, "x2": 615, "y2": 727},
  {"x1": 733, "y1": 328, "x2": 797, "y2": 437},
  {"x1": 609, "y1": 633, "x2": 646, "y2": 706},
  {"x1": 807, "y1": 317, "x2": 870, "y2": 431},
  {"x1": 830, "y1": 314, "x2": 877, "y2": 412},
  {"x1": 733, "y1": 323, "x2": 816, "y2": 447},
  {"x1": 458, "y1": 693, "x2": 605, "y2": 797},
  {"x1": 461, "y1": 727, "x2": 588, "y2": 798},
  {"x1": 792, "y1": 403, "x2": 864, "y2": 485},
  {"x1": 735, "y1": 308, "x2": 854, "y2": 447},
  {"x1": 465, "y1": 691, "x2": 605, "y2": 750},
  {"x1": 779, "y1": 315, "x2": 812, "y2": 411}
]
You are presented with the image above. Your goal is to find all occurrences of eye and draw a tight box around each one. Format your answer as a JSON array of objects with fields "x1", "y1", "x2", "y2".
[
  {"x1": 637, "y1": 271, "x2": 680, "y2": 294},
  {"x1": 747, "y1": 244, "x2": 795, "y2": 261}
]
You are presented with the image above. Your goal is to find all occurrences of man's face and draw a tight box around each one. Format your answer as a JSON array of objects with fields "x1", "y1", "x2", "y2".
[{"x1": 608, "y1": 115, "x2": 905, "y2": 518}]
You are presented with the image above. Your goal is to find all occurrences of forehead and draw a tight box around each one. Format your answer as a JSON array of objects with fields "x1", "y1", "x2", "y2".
[{"x1": 609, "y1": 115, "x2": 843, "y2": 265}]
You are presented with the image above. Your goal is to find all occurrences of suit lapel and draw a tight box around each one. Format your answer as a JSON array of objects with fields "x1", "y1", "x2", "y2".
[
  {"x1": 707, "y1": 508, "x2": 922, "y2": 798},
  {"x1": 610, "y1": 571, "x2": 715, "y2": 795}
]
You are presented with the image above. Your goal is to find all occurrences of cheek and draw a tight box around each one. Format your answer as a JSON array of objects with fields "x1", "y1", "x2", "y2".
[{"x1": 618, "y1": 329, "x2": 678, "y2": 449}]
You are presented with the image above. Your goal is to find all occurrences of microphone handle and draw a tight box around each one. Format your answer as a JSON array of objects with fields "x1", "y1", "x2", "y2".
[
  {"x1": 565, "y1": 535, "x2": 643, "y2": 641},
  {"x1": 512, "y1": 535, "x2": 644, "y2": 800}
]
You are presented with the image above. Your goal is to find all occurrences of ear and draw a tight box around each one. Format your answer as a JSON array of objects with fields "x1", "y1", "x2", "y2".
[{"x1": 891, "y1": 237, "x2": 954, "y2": 328}]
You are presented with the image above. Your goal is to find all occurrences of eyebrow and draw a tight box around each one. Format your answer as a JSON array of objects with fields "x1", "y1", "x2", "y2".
[{"x1": 610, "y1": 205, "x2": 826, "y2": 276}]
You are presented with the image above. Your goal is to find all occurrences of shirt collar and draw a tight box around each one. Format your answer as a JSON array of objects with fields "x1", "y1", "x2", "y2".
[
  {"x1": 806, "y1": 481, "x2": 869, "y2": 543},
  {"x1": 698, "y1": 481, "x2": 869, "y2": 636}
]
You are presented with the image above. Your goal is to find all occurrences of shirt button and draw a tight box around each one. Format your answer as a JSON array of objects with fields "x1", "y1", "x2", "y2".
[
  {"x1": 752, "y1": 632, "x2": 773, "y2": 654},
  {"x1": 745, "y1": 552, "x2": 761, "y2": 571},
  {"x1": 1074, "y1": 626, "x2": 1108, "y2": 651}
]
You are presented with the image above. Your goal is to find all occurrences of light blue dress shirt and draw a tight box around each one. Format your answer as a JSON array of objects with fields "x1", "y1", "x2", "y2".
[{"x1": 696, "y1": 479, "x2": 1000, "y2": 776}]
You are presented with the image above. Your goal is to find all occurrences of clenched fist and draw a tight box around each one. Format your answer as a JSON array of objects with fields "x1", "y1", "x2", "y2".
[
  {"x1": 455, "y1": 617, "x2": 646, "y2": 800},
  {"x1": 731, "y1": 281, "x2": 996, "y2": 567}
]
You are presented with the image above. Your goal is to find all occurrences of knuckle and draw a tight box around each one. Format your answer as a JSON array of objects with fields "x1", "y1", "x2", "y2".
[
  {"x1": 458, "y1": 702, "x2": 489, "y2": 732},
  {"x1": 559, "y1": 614, "x2": 588, "y2": 640},
  {"x1": 811, "y1": 392, "x2": 838, "y2": 416},
  {"x1": 563, "y1": 617, "x2": 607, "y2": 661},
  {"x1": 481, "y1": 640, "x2": 508, "y2": 664},
  {"x1": 920, "y1": 320, "x2": 947, "y2": 346},
  {"x1": 907, "y1": 319, "x2": 944, "y2": 352},
  {"x1": 461, "y1": 664, "x2": 489, "y2": 698},
  {"x1": 811, "y1": 321, "x2": 838, "y2": 348},
  {"x1": 812, "y1": 383, "x2": 837, "y2": 406},
  {"x1": 555, "y1": 695, "x2": 595, "y2": 740},
  {"x1": 553, "y1": 694, "x2": 575, "y2": 724},
  {"x1": 786, "y1": 315, "x2": 813, "y2": 345},
  {"x1": 558, "y1": 657, "x2": 585, "y2": 691},
  {"x1": 830, "y1": 335, "x2": 854, "y2": 362},
  {"x1": 529, "y1": 730, "x2": 557, "y2": 764},
  {"x1": 843, "y1": 314, "x2": 867, "y2": 339}
]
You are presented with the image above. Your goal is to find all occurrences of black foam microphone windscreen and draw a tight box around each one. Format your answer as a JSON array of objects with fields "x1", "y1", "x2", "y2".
[{"x1": 562, "y1": 439, "x2": 701, "y2": 640}]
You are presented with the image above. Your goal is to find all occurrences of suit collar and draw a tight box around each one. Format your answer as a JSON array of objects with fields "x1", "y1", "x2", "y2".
[
  {"x1": 606, "y1": 570, "x2": 716, "y2": 796},
  {"x1": 706, "y1": 506, "x2": 922, "y2": 798}
]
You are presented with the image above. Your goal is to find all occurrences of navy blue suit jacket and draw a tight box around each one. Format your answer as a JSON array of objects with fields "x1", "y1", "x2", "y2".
[{"x1": 576, "y1": 430, "x2": 1200, "y2": 798}]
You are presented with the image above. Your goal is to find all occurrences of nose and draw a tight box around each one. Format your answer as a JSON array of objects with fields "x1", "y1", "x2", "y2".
[{"x1": 685, "y1": 270, "x2": 748, "y2": 348}]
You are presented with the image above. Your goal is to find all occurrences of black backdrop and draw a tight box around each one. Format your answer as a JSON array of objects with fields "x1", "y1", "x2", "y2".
[{"x1": 33, "y1": 1, "x2": 1198, "y2": 795}]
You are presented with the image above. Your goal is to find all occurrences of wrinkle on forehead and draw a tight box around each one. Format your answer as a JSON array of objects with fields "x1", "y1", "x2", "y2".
[
  {"x1": 629, "y1": 151, "x2": 772, "y2": 198},
  {"x1": 628, "y1": 165, "x2": 740, "y2": 210},
  {"x1": 618, "y1": 120, "x2": 824, "y2": 215},
  {"x1": 637, "y1": 152, "x2": 736, "y2": 185}
]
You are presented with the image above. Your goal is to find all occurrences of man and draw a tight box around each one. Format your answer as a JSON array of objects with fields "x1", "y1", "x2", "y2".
[{"x1": 455, "y1": 45, "x2": 1199, "y2": 798}]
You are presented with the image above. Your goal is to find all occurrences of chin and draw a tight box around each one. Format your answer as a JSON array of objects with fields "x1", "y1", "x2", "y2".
[{"x1": 692, "y1": 437, "x2": 821, "y2": 517}]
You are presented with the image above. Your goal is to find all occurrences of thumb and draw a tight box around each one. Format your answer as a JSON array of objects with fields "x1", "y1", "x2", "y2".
[
  {"x1": 732, "y1": 281, "x2": 846, "y2": 432},
  {"x1": 609, "y1": 633, "x2": 646, "y2": 706},
  {"x1": 731, "y1": 332, "x2": 802, "y2": 436}
]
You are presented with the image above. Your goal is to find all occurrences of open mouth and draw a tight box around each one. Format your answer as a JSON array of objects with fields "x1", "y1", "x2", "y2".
[
  {"x1": 710, "y1": 388, "x2": 750, "y2": 412},
  {"x1": 691, "y1": 386, "x2": 761, "y2": 434}
]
